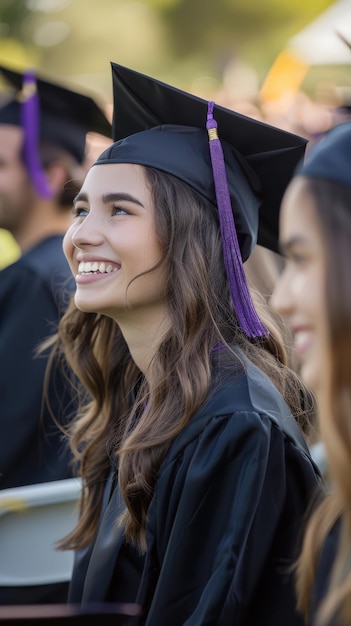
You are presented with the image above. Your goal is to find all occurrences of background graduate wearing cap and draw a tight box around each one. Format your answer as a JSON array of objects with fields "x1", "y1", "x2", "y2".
[
  {"x1": 0, "y1": 67, "x2": 111, "y2": 603},
  {"x1": 272, "y1": 121, "x2": 351, "y2": 626},
  {"x1": 51, "y1": 63, "x2": 321, "y2": 625}
]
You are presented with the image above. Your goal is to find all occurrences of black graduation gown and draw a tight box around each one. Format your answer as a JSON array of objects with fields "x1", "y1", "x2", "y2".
[
  {"x1": 0, "y1": 235, "x2": 74, "y2": 490},
  {"x1": 69, "y1": 348, "x2": 322, "y2": 625},
  {"x1": 0, "y1": 236, "x2": 75, "y2": 605}
]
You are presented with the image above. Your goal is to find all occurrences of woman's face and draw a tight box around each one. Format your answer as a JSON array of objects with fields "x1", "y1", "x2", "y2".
[
  {"x1": 271, "y1": 177, "x2": 327, "y2": 392},
  {"x1": 63, "y1": 163, "x2": 167, "y2": 323}
]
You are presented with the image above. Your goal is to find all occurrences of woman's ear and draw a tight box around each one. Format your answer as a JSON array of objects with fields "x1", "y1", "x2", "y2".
[{"x1": 44, "y1": 161, "x2": 69, "y2": 196}]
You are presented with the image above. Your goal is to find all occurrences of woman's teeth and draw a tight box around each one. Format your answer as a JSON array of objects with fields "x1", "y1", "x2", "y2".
[{"x1": 78, "y1": 261, "x2": 117, "y2": 274}]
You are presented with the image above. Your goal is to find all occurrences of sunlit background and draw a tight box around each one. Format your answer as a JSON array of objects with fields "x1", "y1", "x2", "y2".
[
  {"x1": 1, "y1": 0, "x2": 351, "y2": 102},
  {"x1": 1, "y1": 0, "x2": 351, "y2": 266}
]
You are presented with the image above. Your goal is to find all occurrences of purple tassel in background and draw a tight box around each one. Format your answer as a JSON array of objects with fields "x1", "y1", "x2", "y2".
[
  {"x1": 20, "y1": 69, "x2": 53, "y2": 199},
  {"x1": 206, "y1": 101, "x2": 268, "y2": 338}
]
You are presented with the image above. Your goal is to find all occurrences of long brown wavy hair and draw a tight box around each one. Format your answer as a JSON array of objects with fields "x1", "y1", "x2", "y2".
[
  {"x1": 294, "y1": 178, "x2": 351, "y2": 626},
  {"x1": 47, "y1": 166, "x2": 315, "y2": 553}
]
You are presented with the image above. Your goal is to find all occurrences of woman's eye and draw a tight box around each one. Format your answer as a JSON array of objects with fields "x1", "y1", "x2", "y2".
[
  {"x1": 72, "y1": 205, "x2": 89, "y2": 218},
  {"x1": 112, "y1": 205, "x2": 129, "y2": 216},
  {"x1": 290, "y1": 251, "x2": 308, "y2": 266}
]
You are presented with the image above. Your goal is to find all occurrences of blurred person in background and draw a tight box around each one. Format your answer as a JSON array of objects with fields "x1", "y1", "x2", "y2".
[
  {"x1": 0, "y1": 66, "x2": 111, "y2": 604},
  {"x1": 271, "y1": 121, "x2": 351, "y2": 626}
]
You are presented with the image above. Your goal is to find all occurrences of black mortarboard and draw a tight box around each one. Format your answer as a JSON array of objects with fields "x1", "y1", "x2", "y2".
[
  {"x1": 0, "y1": 65, "x2": 112, "y2": 165},
  {"x1": 95, "y1": 63, "x2": 307, "y2": 337},
  {"x1": 106, "y1": 62, "x2": 307, "y2": 256},
  {"x1": 298, "y1": 120, "x2": 351, "y2": 187}
]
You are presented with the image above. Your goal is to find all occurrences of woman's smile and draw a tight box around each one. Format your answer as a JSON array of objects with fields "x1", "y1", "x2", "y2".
[
  {"x1": 292, "y1": 327, "x2": 315, "y2": 358},
  {"x1": 75, "y1": 260, "x2": 120, "y2": 283}
]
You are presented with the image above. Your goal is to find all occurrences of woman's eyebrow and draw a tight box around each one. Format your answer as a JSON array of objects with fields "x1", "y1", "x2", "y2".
[
  {"x1": 102, "y1": 192, "x2": 144, "y2": 207},
  {"x1": 73, "y1": 191, "x2": 145, "y2": 207},
  {"x1": 279, "y1": 234, "x2": 307, "y2": 256}
]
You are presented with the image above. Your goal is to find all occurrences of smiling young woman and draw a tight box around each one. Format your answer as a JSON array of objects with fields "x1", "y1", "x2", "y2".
[
  {"x1": 47, "y1": 63, "x2": 322, "y2": 625},
  {"x1": 272, "y1": 121, "x2": 351, "y2": 626}
]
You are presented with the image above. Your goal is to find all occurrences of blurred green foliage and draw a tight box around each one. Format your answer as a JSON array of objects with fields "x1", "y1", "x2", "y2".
[{"x1": 0, "y1": 0, "x2": 340, "y2": 99}]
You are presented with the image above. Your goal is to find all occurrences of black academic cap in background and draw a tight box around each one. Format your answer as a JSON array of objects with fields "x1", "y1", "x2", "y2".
[
  {"x1": 0, "y1": 66, "x2": 112, "y2": 164},
  {"x1": 298, "y1": 120, "x2": 351, "y2": 187},
  {"x1": 102, "y1": 62, "x2": 307, "y2": 256}
]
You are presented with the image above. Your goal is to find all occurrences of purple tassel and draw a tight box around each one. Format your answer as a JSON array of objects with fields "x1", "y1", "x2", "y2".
[
  {"x1": 206, "y1": 101, "x2": 268, "y2": 338},
  {"x1": 20, "y1": 69, "x2": 53, "y2": 198}
]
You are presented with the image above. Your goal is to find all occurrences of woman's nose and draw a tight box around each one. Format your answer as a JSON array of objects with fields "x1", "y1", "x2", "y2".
[
  {"x1": 71, "y1": 213, "x2": 104, "y2": 248},
  {"x1": 270, "y1": 270, "x2": 292, "y2": 317}
]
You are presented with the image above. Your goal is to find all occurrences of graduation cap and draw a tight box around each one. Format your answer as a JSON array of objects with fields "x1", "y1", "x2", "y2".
[
  {"x1": 95, "y1": 62, "x2": 307, "y2": 337},
  {"x1": 0, "y1": 65, "x2": 112, "y2": 197},
  {"x1": 298, "y1": 120, "x2": 351, "y2": 186}
]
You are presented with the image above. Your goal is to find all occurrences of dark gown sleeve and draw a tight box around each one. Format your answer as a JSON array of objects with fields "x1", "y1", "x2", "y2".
[
  {"x1": 138, "y1": 410, "x2": 319, "y2": 626},
  {"x1": 0, "y1": 264, "x2": 73, "y2": 489}
]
